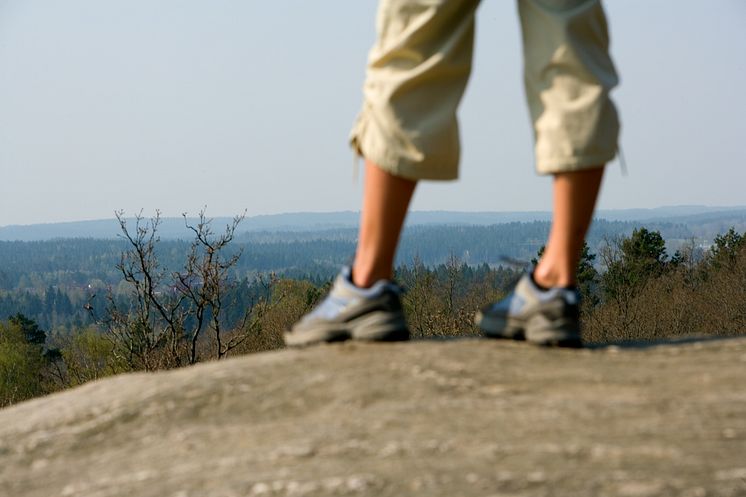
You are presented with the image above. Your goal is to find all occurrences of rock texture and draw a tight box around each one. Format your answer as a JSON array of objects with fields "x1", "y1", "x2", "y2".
[{"x1": 2, "y1": 337, "x2": 746, "y2": 497}]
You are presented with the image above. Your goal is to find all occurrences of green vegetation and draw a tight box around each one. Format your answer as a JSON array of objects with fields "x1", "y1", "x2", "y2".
[
  {"x1": 0, "y1": 218, "x2": 708, "y2": 332},
  {"x1": 584, "y1": 227, "x2": 746, "y2": 342},
  {"x1": 0, "y1": 319, "x2": 45, "y2": 406},
  {"x1": 0, "y1": 217, "x2": 744, "y2": 407}
]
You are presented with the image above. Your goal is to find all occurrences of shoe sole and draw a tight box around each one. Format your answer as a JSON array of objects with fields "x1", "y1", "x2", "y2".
[
  {"x1": 475, "y1": 310, "x2": 582, "y2": 348},
  {"x1": 284, "y1": 311, "x2": 410, "y2": 347}
]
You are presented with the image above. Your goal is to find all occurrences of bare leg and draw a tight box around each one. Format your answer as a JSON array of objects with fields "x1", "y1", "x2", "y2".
[
  {"x1": 533, "y1": 167, "x2": 605, "y2": 288},
  {"x1": 352, "y1": 160, "x2": 417, "y2": 288}
]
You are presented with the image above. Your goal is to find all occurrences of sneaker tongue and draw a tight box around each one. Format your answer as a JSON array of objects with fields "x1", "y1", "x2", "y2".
[
  {"x1": 340, "y1": 275, "x2": 390, "y2": 298},
  {"x1": 339, "y1": 265, "x2": 354, "y2": 283},
  {"x1": 561, "y1": 289, "x2": 579, "y2": 305},
  {"x1": 524, "y1": 274, "x2": 578, "y2": 304},
  {"x1": 536, "y1": 286, "x2": 579, "y2": 305},
  {"x1": 339, "y1": 266, "x2": 400, "y2": 297}
]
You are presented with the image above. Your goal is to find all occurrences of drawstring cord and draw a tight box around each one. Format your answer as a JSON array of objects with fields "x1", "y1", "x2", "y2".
[
  {"x1": 352, "y1": 153, "x2": 361, "y2": 184},
  {"x1": 618, "y1": 145, "x2": 628, "y2": 176}
]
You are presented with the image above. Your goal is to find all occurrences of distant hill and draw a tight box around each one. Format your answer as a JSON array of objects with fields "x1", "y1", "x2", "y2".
[
  {"x1": 595, "y1": 205, "x2": 746, "y2": 221},
  {"x1": 0, "y1": 206, "x2": 744, "y2": 241}
]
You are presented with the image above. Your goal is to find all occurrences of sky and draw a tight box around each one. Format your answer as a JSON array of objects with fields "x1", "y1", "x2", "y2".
[{"x1": 0, "y1": 1, "x2": 744, "y2": 227}]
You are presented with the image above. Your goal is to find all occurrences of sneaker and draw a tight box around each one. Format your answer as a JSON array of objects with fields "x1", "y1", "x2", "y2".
[
  {"x1": 284, "y1": 266, "x2": 410, "y2": 347},
  {"x1": 475, "y1": 273, "x2": 582, "y2": 348}
]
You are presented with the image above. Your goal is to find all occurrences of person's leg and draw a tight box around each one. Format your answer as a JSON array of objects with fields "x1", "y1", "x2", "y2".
[
  {"x1": 519, "y1": 0, "x2": 619, "y2": 286},
  {"x1": 348, "y1": 0, "x2": 479, "y2": 287},
  {"x1": 534, "y1": 167, "x2": 604, "y2": 288},
  {"x1": 352, "y1": 160, "x2": 417, "y2": 288},
  {"x1": 476, "y1": 0, "x2": 619, "y2": 346},
  {"x1": 285, "y1": 0, "x2": 478, "y2": 346}
]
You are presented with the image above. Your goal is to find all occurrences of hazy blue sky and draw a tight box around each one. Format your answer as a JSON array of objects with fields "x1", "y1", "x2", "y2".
[{"x1": 0, "y1": 1, "x2": 744, "y2": 226}]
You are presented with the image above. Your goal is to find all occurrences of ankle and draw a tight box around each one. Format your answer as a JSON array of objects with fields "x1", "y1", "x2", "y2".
[
  {"x1": 351, "y1": 262, "x2": 392, "y2": 288},
  {"x1": 532, "y1": 264, "x2": 575, "y2": 289}
]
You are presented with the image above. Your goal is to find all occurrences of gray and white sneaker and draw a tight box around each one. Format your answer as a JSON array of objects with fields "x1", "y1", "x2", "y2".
[
  {"x1": 475, "y1": 273, "x2": 582, "y2": 348},
  {"x1": 284, "y1": 266, "x2": 409, "y2": 347}
]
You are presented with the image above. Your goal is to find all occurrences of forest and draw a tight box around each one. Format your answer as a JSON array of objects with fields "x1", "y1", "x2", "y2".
[
  {"x1": 0, "y1": 217, "x2": 708, "y2": 332},
  {"x1": 1, "y1": 212, "x2": 744, "y2": 407}
]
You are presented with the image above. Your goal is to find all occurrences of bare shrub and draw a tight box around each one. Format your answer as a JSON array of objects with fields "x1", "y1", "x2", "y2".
[
  {"x1": 232, "y1": 278, "x2": 319, "y2": 354},
  {"x1": 90, "y1": 209, "x2": 270, "y2": 371},
  {"x1": 399, "y1": 256, "x2": 514, "y2": 339}
]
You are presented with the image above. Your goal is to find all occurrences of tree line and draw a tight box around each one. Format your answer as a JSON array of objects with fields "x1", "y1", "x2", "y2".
[
  {"x1": 0, "y1": 218, "x2": 703, "y2": 333},
  {"x1": 1, "y1": 212, "x2": 744, "y2": 407}
]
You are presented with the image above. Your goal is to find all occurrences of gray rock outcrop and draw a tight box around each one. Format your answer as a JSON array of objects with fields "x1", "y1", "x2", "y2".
[{"x1": 2, "y1": 338, "x2": 746, "y2": 497}]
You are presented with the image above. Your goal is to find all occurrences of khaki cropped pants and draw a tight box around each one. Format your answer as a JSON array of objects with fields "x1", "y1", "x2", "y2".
[{"x1": 350, "y1": 0, "x2": 620, "y2": 180}]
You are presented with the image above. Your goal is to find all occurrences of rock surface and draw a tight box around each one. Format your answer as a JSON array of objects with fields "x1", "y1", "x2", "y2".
[{"x1": 2, "y1": 337, "x2": 746, "y2": 497}]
